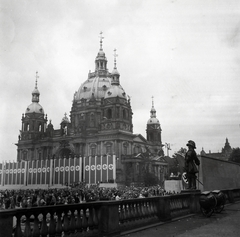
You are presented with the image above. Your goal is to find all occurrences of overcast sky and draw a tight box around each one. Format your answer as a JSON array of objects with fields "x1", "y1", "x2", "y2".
[{"x1": 1, "y1": 0, "x2": 240, "y2": 162}]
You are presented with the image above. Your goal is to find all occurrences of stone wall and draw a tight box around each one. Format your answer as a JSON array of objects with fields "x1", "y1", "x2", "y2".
[{"x1": 200, "y1": 155, "x2": 240, "y2": 191}]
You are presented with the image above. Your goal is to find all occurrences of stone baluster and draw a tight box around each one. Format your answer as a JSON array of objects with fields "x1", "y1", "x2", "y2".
[
  {"x1": 132, "y1": 203, "x2": 137, "y2": 220},
  {"x1": 127, "y1": 203, "x2": 132, "y2": 221},
  {"x1": 87, "y1": 207, "x2": 94, "y2": 235},
  {"x1": 149, "y1": 201, "x2": 155, "y2": 216},
  {"x1": 48, "y1": 211, "x2": 56, "y2": 237},
  {"x1": 119, "y1": 203, "x2": 124, "y2": 224},
  {"x1": 24, "y1": 214, "x2": 32, "y2": 237},
  {"x1": 144, "y1": 201, "x2": 150, "y2": 217},
  {"x1": 55, "y1": 211, "x2": 63, "y2": 237},
  {"x1": 63, "y1": 210, "x2": 70, "y2": 236},
  {"x1": 40, "y1": 213, "x2": 48, "y2": 237},
  {"x1": 136, "y1": 203, "x2": 141, "y2": 219},
  {"x1": 92, "y1": 207, "x2": 99, "y2": 233},
  {"x1": 75, "y1": 208, "x2": 82, "y2": 233},
  {"x1": 153, "y1": 200, "x2": 158, "y2": 215},
  {"x1": 32, "y1": 213, "x2": 40, "y2": 237},
  {"x1": 138, "y1": 202, "x2": 143, "y2": 219},
  {"x1": 125, "y1": 204, "x2": 131, "y2": 222},
  {"x1": 69, "y1": 210, "x2": 76, "y2": 236},
  {"x1": 139, "y1": 202, "x2": 145, "y2": 218},
  {"x1": 82, "y1": 208, "x2": 88, "y2": 232},
  {"x1": 131, "y1": 203, "x2": 136, "y2": 220},
  {"x1": 14, "y1": 214, "x2": 23, "y2": 237}
]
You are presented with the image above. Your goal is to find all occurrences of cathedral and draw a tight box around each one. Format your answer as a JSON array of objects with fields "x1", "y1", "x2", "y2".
[{"x1": 16, "y1": 35, "x2": 168, "y2": 185}]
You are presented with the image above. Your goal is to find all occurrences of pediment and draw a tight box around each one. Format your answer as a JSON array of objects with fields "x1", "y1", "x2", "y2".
[{"x1": 133, "y1": 134, "x2": 147, "y2": 143}]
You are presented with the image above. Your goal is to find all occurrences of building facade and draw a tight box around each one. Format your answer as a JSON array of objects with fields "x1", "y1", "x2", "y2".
[
  {"x1": 16, "y1": 36, "x2": 168, "y2": 185},
  {"x1": 200, "y1": 138, "x2": 233, "y2": 161}
]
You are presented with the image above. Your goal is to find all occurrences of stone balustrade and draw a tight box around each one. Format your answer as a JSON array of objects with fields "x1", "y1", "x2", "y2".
[{"x1": 0, "y1": 188, "x2": 240, "y2": 237}]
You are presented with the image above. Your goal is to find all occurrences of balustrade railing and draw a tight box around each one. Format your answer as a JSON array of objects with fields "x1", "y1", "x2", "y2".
[
  {"x1": 119, "y1": 197, "x2": 159, "y2": 232},
  {"x1": 169, "y1": 194, "x2": 191, "y2": 218},
  {"x1": 0, "y1": 189, "x2": 239, "y2": 237}
]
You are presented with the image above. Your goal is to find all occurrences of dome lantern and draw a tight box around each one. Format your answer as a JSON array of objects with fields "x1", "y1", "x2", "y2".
[
  {"x1": 111, "y1": 48, "x2": 120, "y2": 86},
  {"x1": 25, "y1": 72, "x2": 44, "y2": 114},
  {"x1": 95, "y1": 31, "x2": 108, "y2": 72},
  {"x1": 147, "y1": 96, "x2": 160, "y2": 125},
  {"x1": 32, "y1": 71, "x2": 40, "y2": 103}
]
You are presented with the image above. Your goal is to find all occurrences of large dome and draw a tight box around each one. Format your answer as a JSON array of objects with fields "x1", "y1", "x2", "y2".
[
  {"x1": 74, "y1": 76, "x2": 112, "y2": 101},
  {"x1": 25, "y1": 102, "x2": 44, "y2": 114}
]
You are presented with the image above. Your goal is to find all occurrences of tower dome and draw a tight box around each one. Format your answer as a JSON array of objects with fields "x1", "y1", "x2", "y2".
[
  {"x1": 25, "y1": 103, "x2": 44, "y2": 114},
  {"x1": 146, "y1": 97, "x2": 162, "y2": 146},
  {"x1": 104, "y1": 85, "x2": 128, "y2": 99},
  {"x1": 25, "y1": 72, "x2": 44, "y2": 114},
  {"x1": 61, "y1": 113, "x2": 70, "y2": 124}
]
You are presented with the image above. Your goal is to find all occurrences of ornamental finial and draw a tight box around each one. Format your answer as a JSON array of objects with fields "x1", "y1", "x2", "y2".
[
  {"x1": 35, "y1": 71, "x2": 39, "y2": 89},
  {"x1": 113, "y1": 48, "x2": 118, "y2": 69},
  {"x1": 99, "y1": 31, "x2": 104, "y2": 50}
]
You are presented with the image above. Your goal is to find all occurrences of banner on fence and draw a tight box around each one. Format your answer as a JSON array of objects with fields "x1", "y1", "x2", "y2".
[
  {"x1": 84, "y1": 155, "x2": 116, "y2": 184},
  {"x1": 0, "y1": 155, "x2": 116, "y2": 187},
  {"x1": 53, "y1": 157, "x2": 83, "y2": 185}
]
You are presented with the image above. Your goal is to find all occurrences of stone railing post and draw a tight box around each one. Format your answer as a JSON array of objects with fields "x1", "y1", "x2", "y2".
[
  {"x1": 157, "y1": 196, "x2": 171, "y2": 221},
  {"x1": 99, "y1": 201, "x2": 120, "y2": 236},
  {"x1": 189, "y1": 192, "x2": 201, "y2": 213},
  {"x1": 0, "y1": 210, "x2": 14, "y2": 237}
]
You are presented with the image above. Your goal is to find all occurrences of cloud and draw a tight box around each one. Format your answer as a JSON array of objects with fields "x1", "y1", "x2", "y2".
[{"x1": 1, "y1": 0, "x2": 240, "y2": 161}]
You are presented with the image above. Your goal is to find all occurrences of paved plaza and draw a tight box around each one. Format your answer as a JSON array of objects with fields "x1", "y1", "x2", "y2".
[{"x1": 122, "y1": 201, "x2": 240, "y2": 237}]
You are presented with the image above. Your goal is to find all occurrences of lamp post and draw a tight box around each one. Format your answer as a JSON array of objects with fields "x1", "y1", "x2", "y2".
[{"x1": 165, "y1": 143, "x2": 171, "y2": 157}]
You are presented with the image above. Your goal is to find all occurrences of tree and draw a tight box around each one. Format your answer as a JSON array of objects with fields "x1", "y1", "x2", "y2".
[
  {"x1": 229, "y1": 148, "x2": 240, "y2": 163},
  {"x1": 172, "y1": 147, "x2": 187, "y2": 159},
  {"x1": 143, "y1": 171, "x2": 159, "y2": 186}
]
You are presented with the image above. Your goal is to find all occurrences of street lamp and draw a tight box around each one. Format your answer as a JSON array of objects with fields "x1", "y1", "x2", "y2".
[{"x1": 165, "y1": 143, "x2": 171, "y2": 157}]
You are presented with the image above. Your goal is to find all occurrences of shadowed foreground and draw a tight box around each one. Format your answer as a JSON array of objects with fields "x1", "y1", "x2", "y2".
[{"x1": 122, "y1": 201, "x2": 240, "y2": 237}]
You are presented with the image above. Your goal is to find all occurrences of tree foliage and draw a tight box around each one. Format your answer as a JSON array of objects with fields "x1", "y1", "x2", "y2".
[
  {"x1": 143, "y1": 171, "x2": 159, "y2": 186},
  {"x1": 172, "y1": 147, "x2": 187, "y2": 158},
  {"x1": 229, "y1": 147, "x2": 240, "y2": 163}
]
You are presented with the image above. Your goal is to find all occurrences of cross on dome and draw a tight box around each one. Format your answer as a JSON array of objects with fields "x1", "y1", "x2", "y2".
[
  {"x1": 99, "y1": 31, "x2": 104, "y2": 50},
  {"x1": 113, "y1": 48, "x2": 118, "y2": 69},
  {"x1": 35, "y1": 71, "x2": 39, "y2": 89},
  {"x1": 150, "y1": 96, "x2": 156, "y2": 118},
  {"x1": 151, "y1": 96, "x2": 154, "y2": 108}
]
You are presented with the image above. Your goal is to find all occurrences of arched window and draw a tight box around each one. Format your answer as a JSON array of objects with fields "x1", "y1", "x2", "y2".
[
  {"x1": 38, "y1": 124, "x2": 41, "y2": 132},
  {"x1": 107, "y1": 108, "x2": 112, "y2": 119},
  {"x1": 123, "y1": 146, "x2": 127, "y2": 155},
  {"x1": 134, "y1": 146, "x2": 138, "y2": 154},
  {"x1": 123, "y1": 109, "x2": 126, "y2": 119},
  {"x1": 104, "y1": 142, "x2": 113, "y2": 155},
  {"x1": 123, "y1": 109, "x2": 129, "y2": 119},
  {"x1": 116, "y1": 107, "x2": 120, "y2": 118},
  {"x1": 90, "y1": 144, "x2": 97, "y2": 156},
  {"x1": 123, "y1": 142, "x2": 129, "y2": 155}
]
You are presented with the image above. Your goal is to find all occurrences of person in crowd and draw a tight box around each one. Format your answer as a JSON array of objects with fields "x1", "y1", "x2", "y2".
[{"x1": 0, "y1": 183, "x2": 177, "y2": 210}]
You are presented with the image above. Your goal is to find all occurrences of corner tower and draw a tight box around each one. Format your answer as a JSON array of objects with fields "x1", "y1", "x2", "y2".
[
  {"x1": 17, "y1": 72, "x2": 48, "y2": 160},
  {"x1": 146, "y1": 97, "x2": 163, "y2": 151},
  {"x1": 20, "y1": 72, "x2": 47, "y2": 141}
]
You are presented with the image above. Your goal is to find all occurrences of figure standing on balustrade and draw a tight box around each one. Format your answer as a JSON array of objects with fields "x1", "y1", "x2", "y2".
[{"x1": 184, "y1": 140, "x2": 200, "y2": 190}]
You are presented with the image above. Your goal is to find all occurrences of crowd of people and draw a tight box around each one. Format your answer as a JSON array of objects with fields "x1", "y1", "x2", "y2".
[{"x1": 0, "y1": 182, "x2": 178, "y2": 210}]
